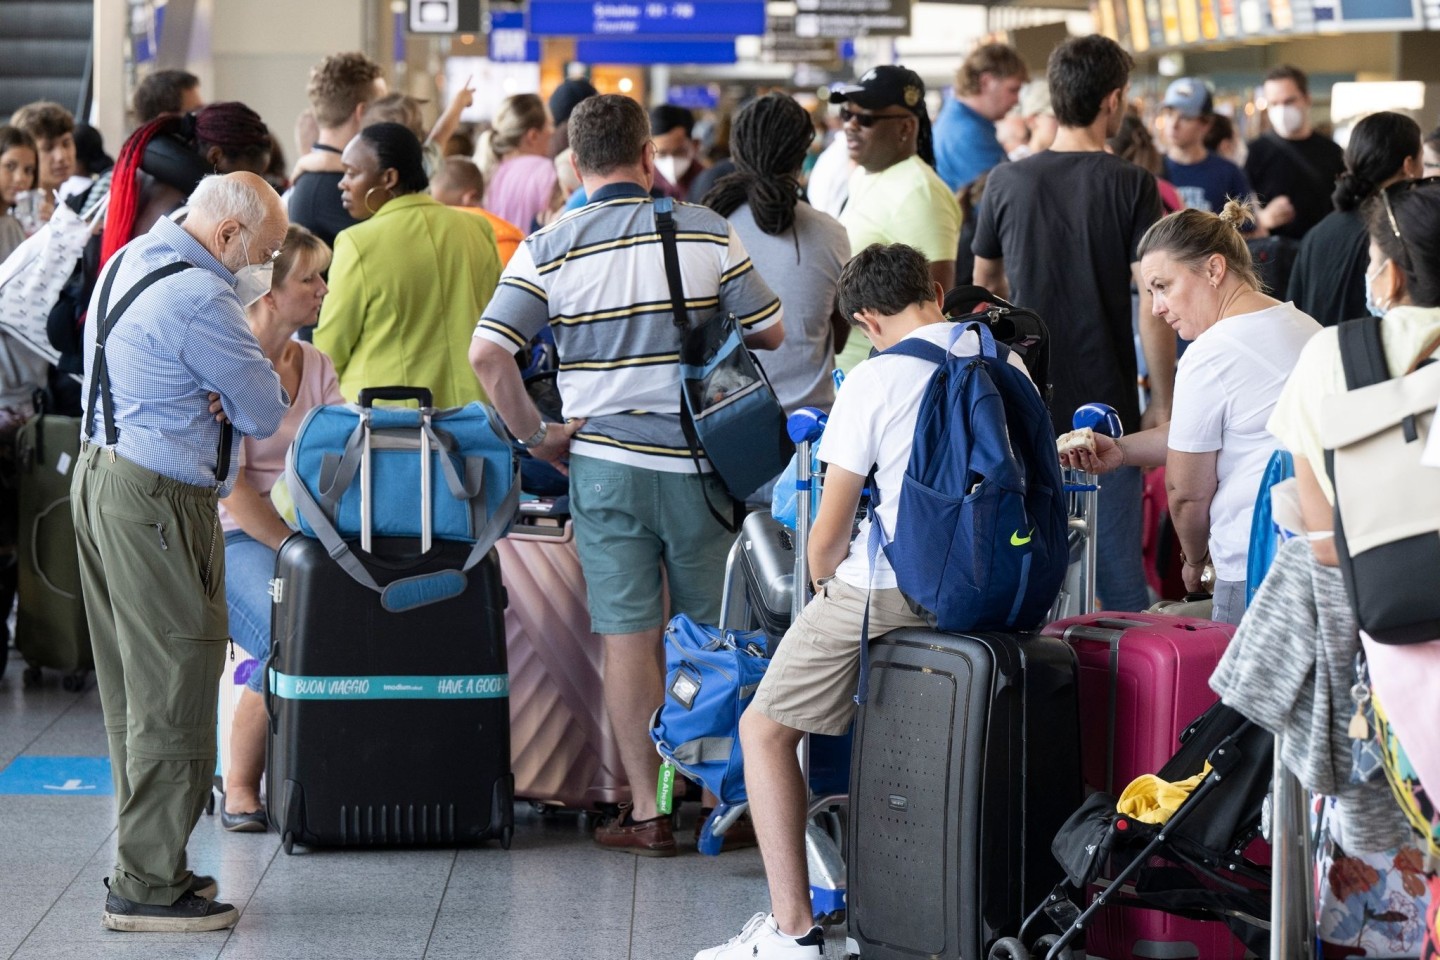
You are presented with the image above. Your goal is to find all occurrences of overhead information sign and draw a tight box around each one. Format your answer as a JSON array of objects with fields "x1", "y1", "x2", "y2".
[
  {"x1": 575, "y1": 38, "x2": 738, "y2": 62},
  {"x1": 1313, "y1": 0, "x2": 1423, "y2": 30},
  {"x1": 793, "y1": 0, "x2": 911, "y2": 38},
  {"x1": 528, "y1": 1, "x2": 766, "y2": 36},
  {"x1": 489, "y1": 10, "x2": 540, "y2": 62}
]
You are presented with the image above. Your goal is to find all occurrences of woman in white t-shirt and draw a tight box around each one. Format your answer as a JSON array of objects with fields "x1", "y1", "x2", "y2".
[{"x1": 1061, "y1": 201, "x2": 1322, "y2": 624}]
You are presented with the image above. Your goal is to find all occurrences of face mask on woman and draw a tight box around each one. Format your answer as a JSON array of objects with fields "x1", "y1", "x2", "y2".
[{"x1": 1364, "y1": 259, "x2": 1391, "y2": 318}]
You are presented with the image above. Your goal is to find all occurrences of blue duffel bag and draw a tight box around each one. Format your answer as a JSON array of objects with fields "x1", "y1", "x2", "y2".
[
  {"x1": 285, "y1": 386, "x2": 519, "y2": 611},
  {"x1": 650, "y1": 614, "x2": 769, "y2": 810}
]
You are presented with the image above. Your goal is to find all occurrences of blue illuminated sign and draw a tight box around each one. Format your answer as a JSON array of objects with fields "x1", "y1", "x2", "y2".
[
  {"x1": 529, "y1": 1, "x2": 766, "y2": 37},
  {"x1": 489, "y1": 10, "x2": 541, "y2": 61},
  {"x1": 576, "y1": 39, "x2": 737, "y2": 63}
]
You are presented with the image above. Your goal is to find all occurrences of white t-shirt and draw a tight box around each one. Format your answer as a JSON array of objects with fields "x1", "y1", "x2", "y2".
[
  {"x1": 1167, "y1": 301, "x2": 1321, "y2": 580},
  {"x1": 818, "y1": 321, "x2": 1032, "y2": 589}
]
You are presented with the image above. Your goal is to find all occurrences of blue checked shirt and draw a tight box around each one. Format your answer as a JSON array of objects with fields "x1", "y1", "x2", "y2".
[{"x1": 81, "y1": 217, "x2": 289, "y2": 496}]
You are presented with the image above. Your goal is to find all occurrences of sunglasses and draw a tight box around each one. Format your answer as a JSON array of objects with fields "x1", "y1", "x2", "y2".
[{"x1": 838, "y1": 107, "x2": 909, "y2": 128}]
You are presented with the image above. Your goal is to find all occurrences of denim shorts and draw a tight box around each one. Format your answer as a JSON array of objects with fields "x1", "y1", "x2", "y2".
[
  {"x1": 568, "y1": 454, "x2": 733, "y2": 635},
  {"x1": 222, "y1": 529, "x2": 277, "y2": 693}
]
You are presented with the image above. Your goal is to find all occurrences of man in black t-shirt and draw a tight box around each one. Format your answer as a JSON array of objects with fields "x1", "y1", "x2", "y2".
[
  {"x1": 973, "y1": 34, "x2": 1166, "y2": 613},
  {"x1": 288, "y1": 51, "x2": 386, "y2": 248},
  {"x1": 1244, "y1": 64, "x2": 1345, "y2": 241}
]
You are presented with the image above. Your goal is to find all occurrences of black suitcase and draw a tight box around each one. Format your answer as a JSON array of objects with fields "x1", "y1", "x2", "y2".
[
  {"x1": 266, "y1": 386, "x2": 515, "y2": 854},
  {"x1": 847, "y1": 629, "x2": 1082, "y2": 959}
]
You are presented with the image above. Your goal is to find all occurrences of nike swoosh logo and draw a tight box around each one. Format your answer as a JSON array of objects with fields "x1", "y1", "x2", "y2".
[{"x1": 1010, "y1": 529, "x2": 1033, "y2": 546}]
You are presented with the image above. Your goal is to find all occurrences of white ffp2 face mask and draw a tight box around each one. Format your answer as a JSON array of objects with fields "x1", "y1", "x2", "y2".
[
  {"x1": 656, "y1": 154, "x2": 692, "y2": 186},
  {"x1": 1267, "y1": 103, "x2": 1305, "y2": 138},
  {"x1": 233, "y1": 233, "x2": 275, "y2": 308},
  {"x1": 235, "y1": 261, "x2": 274, "y2": 308}
]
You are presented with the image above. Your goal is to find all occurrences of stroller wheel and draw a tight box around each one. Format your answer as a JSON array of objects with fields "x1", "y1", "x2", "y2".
[
  {"x1": 987, "y1": 937, "x2": 1031, "y2": 960},
  {"x1": 1033, "y1": 934, "x2": 1076, "y2": 960}
]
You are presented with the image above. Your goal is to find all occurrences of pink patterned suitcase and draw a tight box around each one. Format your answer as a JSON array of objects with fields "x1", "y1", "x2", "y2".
[
  {"x1": 1042, "y1": 611, "x2": 1247, "y2": 960},
  {"x1": 495, "y1": 510, "x2": 629, "y2": 813}
]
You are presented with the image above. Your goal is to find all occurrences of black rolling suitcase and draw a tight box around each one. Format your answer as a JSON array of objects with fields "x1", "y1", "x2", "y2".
[
  {"x1": 266, "y1": 388, "x2": 515, "y2": 854},
  {"x1": 847, "y1": 629, "x2": 1082, "y2": 960}
]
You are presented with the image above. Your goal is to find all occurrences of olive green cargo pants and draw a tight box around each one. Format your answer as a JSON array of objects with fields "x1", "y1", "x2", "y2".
[{"x1": 71, "y1": 445, "x2": 229, "y2": 905}]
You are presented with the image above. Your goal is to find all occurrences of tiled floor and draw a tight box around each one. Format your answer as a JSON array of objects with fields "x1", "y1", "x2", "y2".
[{"x1": 0, "y1": 651, "x2": 852, "y2": 960}]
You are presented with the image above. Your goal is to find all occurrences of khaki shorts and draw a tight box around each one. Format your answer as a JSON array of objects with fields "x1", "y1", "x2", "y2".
[{"x1": 750, "y1": 577, "x2": 929, "y2": 736}]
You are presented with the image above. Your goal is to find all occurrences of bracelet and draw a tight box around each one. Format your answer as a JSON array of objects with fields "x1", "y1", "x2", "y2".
[
  {"x1": 1179, "y1": 549, "x2": 1210, "y2": 567},
  {"x1": 1116, "y1": 440, "x2": 1127, "y2": 468}
]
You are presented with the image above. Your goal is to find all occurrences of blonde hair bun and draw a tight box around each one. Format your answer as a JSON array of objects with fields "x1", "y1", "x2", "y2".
[{"x1": 1218, "y1": 197, "x2": 1256, "y2": 232}]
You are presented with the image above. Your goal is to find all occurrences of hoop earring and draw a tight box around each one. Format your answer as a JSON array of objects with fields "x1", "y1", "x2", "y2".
[{"x1": 363, "y1": 187, "x2": 387, "y2": 215}]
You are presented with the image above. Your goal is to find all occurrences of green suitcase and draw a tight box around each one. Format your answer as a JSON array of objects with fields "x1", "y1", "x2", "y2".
[{"x1": 15, "y1": 410, "x2": 91, "y2": 690}]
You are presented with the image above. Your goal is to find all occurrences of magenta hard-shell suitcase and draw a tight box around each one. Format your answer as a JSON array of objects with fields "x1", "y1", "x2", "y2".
[
  {"x1": 496, "y1": 506, "x2": 629, "y2": 812},
  {"x1": 1042, "y1": 610, "x2": 1246, "y2": 960}
]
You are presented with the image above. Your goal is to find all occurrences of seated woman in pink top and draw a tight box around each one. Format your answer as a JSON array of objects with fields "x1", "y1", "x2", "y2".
[
  {"x1": 217, "y1": 224, "x2": 344, "y2": 831},
  {"x1": 476, "y1": 93, "x2": 562, "y2": 234}
]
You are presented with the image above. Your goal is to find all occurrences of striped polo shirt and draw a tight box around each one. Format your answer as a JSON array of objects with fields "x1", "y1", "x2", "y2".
[{"x1": 474, "y1": 182, "x2": 782, "y2": 472}]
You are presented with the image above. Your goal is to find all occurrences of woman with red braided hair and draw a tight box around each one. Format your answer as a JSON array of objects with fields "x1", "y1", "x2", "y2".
[
  {"x1": 44, "y1": 102, "x2": 273, "y2": 415},
  {"x1": 100, "y1": 101, "x2": 272, "y2": 265}
]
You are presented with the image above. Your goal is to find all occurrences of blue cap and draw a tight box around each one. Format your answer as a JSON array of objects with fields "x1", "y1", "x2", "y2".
[{"x1": 1162, "y1": 77, "x2": 1214, "y2": 119}]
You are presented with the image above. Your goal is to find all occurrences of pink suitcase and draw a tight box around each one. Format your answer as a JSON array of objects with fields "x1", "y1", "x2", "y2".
[
  {"x1": 495, "y1": 511, "x2": 629, "y2": 813},
  {"x1": 1042, "y1": 611, "x2": 1246, "y2": 960}
]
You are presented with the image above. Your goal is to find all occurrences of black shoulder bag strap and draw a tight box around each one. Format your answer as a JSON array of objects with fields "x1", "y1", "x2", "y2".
[
  {"x1": 87, "y1": 254, "x2": 233, "y2": 483},
  {"x1": 655, "y1": 198, "x2": 740, "y2": 534},
  {"x1": 1337, "y1": 315, "x2": 1390, "y2": 391}
]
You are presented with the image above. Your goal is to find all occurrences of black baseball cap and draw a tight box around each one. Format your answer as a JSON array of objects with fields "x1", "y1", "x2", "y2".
[{"x1": 828, "y1": 65, "x2": 927, "y2": 115}]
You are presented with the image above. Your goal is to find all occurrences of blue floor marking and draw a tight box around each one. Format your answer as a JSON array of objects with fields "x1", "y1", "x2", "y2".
[{"x1": 0, "y1": 756, "x2": 113, "y2": 795}]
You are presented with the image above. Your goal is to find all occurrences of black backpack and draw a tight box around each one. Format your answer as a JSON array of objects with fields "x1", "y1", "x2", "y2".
[{"x1": 942, "y1": 284, "x2": 1051, "y2": 405}]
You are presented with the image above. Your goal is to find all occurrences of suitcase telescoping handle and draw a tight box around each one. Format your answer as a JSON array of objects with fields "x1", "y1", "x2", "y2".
[
  {"x1": 357, "y1": 386, "x2": 433, "y2": 408},
  {"x1": 788, "y1": 407, "x2": 827, "y2": 622},
  {"x1": 357, "y1": 385, "x2": 434, "y2": 555}
]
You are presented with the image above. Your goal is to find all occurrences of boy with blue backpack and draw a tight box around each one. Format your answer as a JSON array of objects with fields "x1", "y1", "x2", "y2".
[{"x1": 697, "y1": 243, "x2": 1049, "y2": 960}]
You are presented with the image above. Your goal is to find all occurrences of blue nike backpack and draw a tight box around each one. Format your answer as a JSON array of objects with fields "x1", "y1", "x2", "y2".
[{"x1": 872, "y1": 322, "x2": 1068, "y2": 634}]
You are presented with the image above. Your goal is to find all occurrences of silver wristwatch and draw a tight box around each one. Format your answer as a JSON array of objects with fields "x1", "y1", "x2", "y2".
[{"x1": 515, "y1": 422, "x2": 549, "y2": 449}]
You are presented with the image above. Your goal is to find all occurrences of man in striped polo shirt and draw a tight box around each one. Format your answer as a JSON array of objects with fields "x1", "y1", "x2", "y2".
[{"x1": 471, "y1": 94, "x2": 782, "y2": 856}]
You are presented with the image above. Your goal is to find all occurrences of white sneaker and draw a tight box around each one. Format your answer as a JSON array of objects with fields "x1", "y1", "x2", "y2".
[{"x1": 695, "y1": 912, "x2": 825, "y2": 960}]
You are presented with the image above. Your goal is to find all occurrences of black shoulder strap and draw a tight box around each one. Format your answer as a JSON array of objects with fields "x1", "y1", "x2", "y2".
[
  {"x1": 1337, "y1": 316, "x2": 1390, "y2": 390},
  {"x1": 86, "y1": 254, "x2": 193, "y2": 446},
  {"x1": 655, "y1": 197, "x2": 738, "y2": 534},
  {"x1": 655, "y1": 198, "x2": 688, "y2": 330}
]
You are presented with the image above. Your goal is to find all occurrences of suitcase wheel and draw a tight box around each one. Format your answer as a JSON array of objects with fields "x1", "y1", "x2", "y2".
[
  {"x1": 500, "y1": 825, "x2": 512, "y2": 850},
  {"x1": 987, "y1": 937, "x2": 1031, "y2": 960},
  {"x1": 282, "y1": 832, "x2": 295, "y2": 856},
  {"x1": 61, "y1": 670, "x2": 87, "y2": 693},
  {"x1": 22, "y1": 665, "x2": 42, "y2": 688}
]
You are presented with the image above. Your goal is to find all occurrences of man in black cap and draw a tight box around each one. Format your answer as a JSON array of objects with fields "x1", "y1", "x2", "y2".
[{"x1": 828, "y1": 65, "x2": 962, "y2": 369}]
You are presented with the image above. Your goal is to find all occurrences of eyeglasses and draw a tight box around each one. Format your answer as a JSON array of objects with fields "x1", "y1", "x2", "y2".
[
  {"x1": 241, "y1": 225, "x2": 282, "y2": 265},
  {"x1": 838, "y1": 107, "x2": 909, "y2": 128}
]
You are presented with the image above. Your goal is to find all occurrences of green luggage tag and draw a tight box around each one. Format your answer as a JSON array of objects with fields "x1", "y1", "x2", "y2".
[{"x1": 657, "y1": 761, "x2": 676, "y2": 816}]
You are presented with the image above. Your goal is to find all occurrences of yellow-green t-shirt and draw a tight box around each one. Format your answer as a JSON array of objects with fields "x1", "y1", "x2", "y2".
[
  {"x1": 840, "y1": 155, "x2": 962, "y2": 263},
  {"x1": 1267, "y1": 304, "x2": 1440, "y2": 503},
  {"x1": 835, "y1": 155, "x2": 963, "y2": 372}
]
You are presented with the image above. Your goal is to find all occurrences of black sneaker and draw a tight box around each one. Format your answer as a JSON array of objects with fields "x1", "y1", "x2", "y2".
[
  {"x1": 189, "y1": 874, "x2": 218, "y2": 899},
  {"x1": 102, "y1": 888, "x2": 238, "y2": 932}
]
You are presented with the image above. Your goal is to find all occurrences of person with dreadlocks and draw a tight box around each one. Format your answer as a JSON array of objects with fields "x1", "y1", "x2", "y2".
[
  {"x1": 828, "y1": 66, "x2": 961, "y2": 372},
  {"x1": 703, "y1": 93, "x2": 849, "y2": 418}
]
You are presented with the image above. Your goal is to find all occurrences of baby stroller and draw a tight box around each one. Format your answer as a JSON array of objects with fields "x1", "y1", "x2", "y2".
[{"x1": 991, "y1": 702, "x2": 1274, "y2": 960}]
